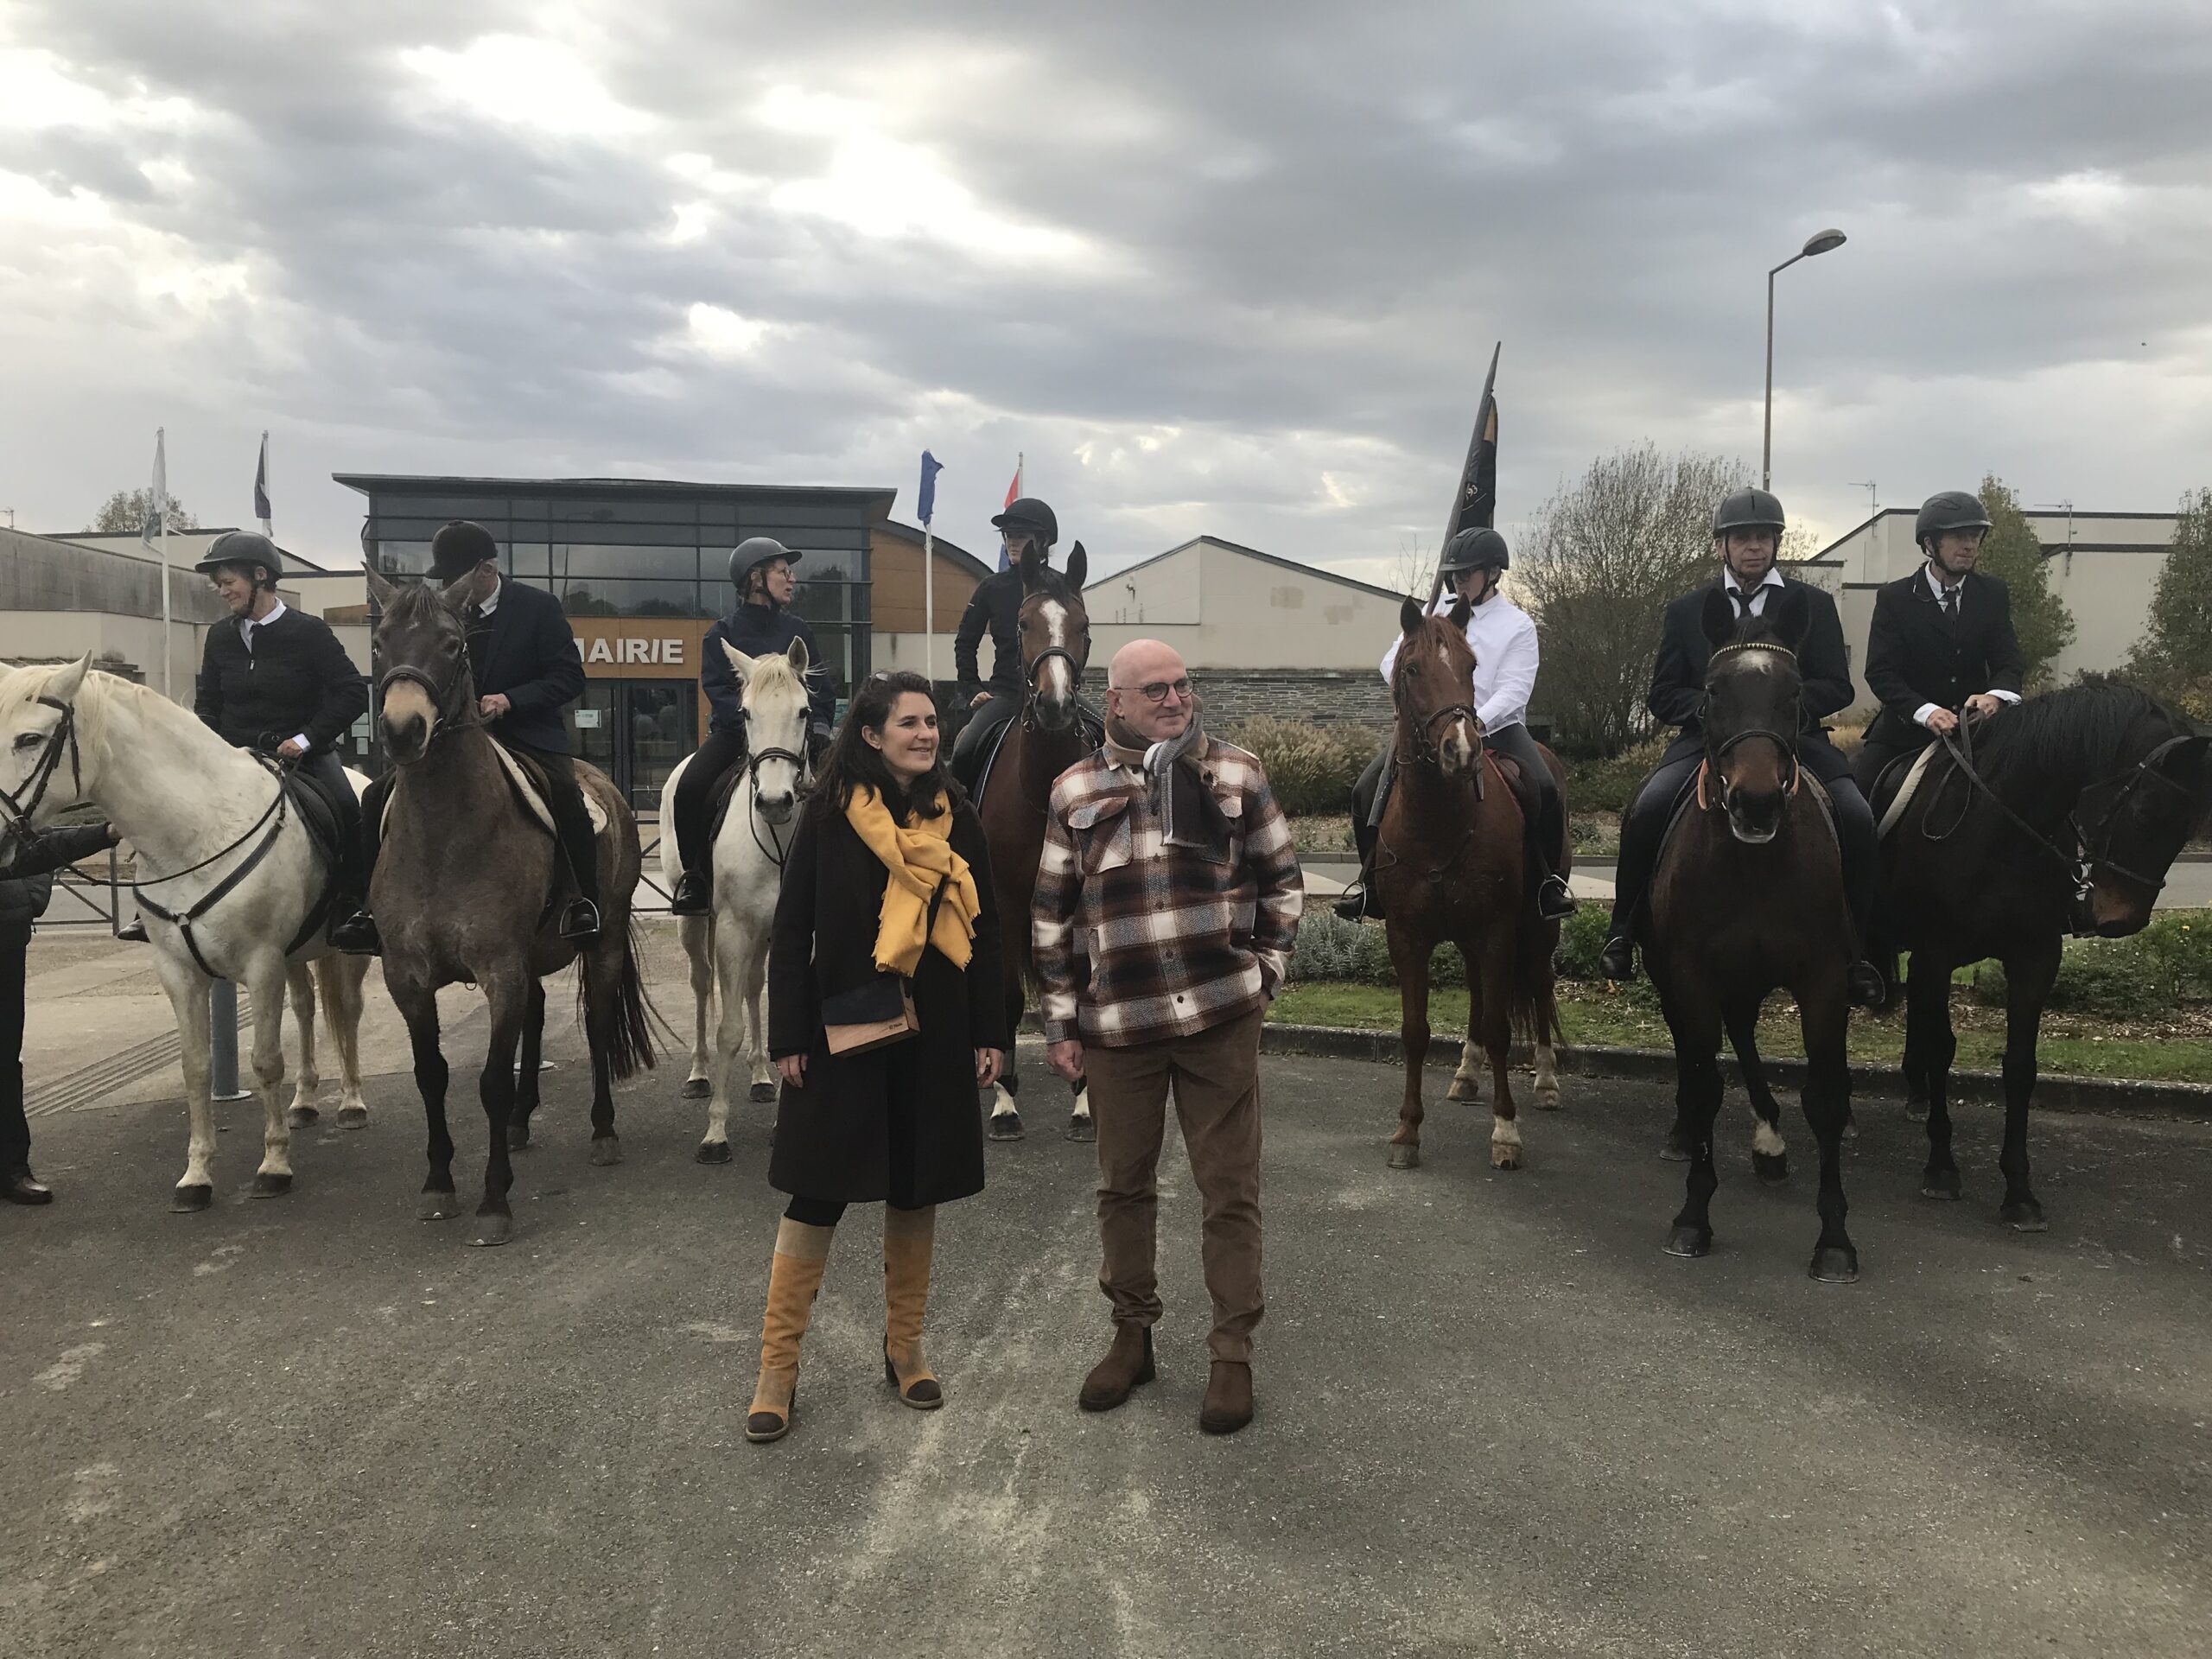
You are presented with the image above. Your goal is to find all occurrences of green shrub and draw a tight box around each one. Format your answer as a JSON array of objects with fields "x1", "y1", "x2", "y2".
[
  {"x1": 1554, "y1": 903, "x2": 1612, "y2": 981},
  {"x1": 1287, "y1": 909, "x2": 1465, "y2": 988},
  {"x1": 1563, "y1": 735, "x2": 1670, "y2": 815},
  {"x1": 1230, "y1": 716, "x2": 1383, "y2": 817},
  {"x1": 1961, "y1": 910, "x2": 2212, "y2": 1018}
]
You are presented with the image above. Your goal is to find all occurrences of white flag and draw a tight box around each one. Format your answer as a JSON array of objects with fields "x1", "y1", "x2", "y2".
[{"x1": 142, "y1": 429, "x2": 168, "y2": 546}]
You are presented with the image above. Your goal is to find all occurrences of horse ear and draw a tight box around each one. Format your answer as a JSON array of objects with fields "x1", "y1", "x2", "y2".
[
  {"x1": 364, "y1": 566, "x2": 399, "y2": 608},
  {"x1": 1700, "y1": 588, "x2": 1737, "y2": 652},
  {"x1": 1447, "y1": 595, "x2": 1472, "y2": 631},
  {"x1": 440, "y1": 566, "x2": 489, "y2": 613},
  {"x1": 1019, "y1": 543, "x2": 1045, "y2": 594},
  {"x1": 1065, "y1": 541, "x2": 1087, "y2": 591},
  {"x1": 785, "y1": 635, "x2": 809, "y2": 677},
  {"x1": 720, "y1": 640, "x2": 755, "y2": 681},
  {"x1": 1399, "y1": 594, "x2": 1426, "y2": 635},
  {"x1": 44, "y1": 652, "x2": 92, "y2": 706}
]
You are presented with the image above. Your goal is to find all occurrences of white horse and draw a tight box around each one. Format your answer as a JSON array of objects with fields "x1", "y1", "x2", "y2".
[
  {"x1": 658, "y1": 638, "x2": 812, "y2": 1162},
  {"x1": 0, "y1": 657, "x2": 373, "y2": 1209}
]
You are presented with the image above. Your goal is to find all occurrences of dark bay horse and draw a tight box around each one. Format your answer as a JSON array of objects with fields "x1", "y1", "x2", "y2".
[
  {"x1": 365, "y1": 570, "x2": 655, "y2": 1245},
  {"x1": 1376, "y1": 595, "x2": 1565, "y2": 1172},
  {"x1": 976, "y1": 541, "x2": 1092, "y2": 1141},
  {"x1": 1877, "y1": 678, "x2": 2209, "y2": 1229},
  {"x1": 1647, "y1": 597, "x2": 1858, "y2": 1281}
]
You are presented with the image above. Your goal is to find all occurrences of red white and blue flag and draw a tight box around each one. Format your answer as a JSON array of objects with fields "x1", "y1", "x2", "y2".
[{"x1": 997, "y1": 456, "x2": 1023, "y2": 569}]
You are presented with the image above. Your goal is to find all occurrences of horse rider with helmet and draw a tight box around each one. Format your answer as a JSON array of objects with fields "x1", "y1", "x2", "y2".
[
  {"x1": 327, "y1": 520, "x2": 600, "y2": 953},
  {"x1": 950, "y1": 494, "x2": 1066, "y2": 792},
  {"x1": 1595, "y1": 487, "x2": 1886, "y2": 1009},
  {"x1": 1335, "y1": 526, "x2": 1577, "y2": 925},
  {"x1": 119, "y1": 531, "x2": 370, "y2": 944},
  {"x1": 1851, "y1": 489, "x2": 2024, "y2": 796},
  {"x1": 667, "y1": 536, "x2": 839, "y2": 916}
]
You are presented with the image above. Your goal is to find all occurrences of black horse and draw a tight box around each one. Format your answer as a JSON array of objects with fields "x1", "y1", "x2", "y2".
[{"x1": 1875, "y1": 678, "x2": 2209, "y2": 1229}]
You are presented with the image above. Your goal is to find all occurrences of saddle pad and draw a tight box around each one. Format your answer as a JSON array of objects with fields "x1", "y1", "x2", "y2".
[
  {"x1": 1874, "y1": 744, "x2": 1941, "y2": 841},
  {"x1": 705, "y1": 762, "x2": 746, "y2": 846},
  {"x1": 378, "y1": 746, "x2": 611, "y2": 840}
]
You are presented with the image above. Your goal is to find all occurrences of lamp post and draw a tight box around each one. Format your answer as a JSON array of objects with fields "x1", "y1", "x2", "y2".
[{"x1": 1763, "y1": 228, "x2": 1847, "y2": 490}]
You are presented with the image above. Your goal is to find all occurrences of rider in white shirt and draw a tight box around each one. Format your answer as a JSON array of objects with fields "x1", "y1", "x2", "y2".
[{"x1": 1337, "y1": 527, "x2": 1574, "y2": 923}]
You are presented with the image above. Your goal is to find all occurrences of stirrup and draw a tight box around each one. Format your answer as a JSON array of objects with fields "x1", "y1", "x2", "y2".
[
  {"x1": 558, "y1": 897, "x2": 603, "y2": 941},
  {"x1": 1597, "y1": 934, "x2": 1637, "y2": 981},
  {"x1": 1537, "y1": 875, "x2": 1579, "y2": 920},
  {"x1": 1332, "y1": 882, "x2": 1372, "y2": 923},
  {"x1": 328, "y1": 911, "x2": 381, "y2": 955},
  {"x1": 668, "y1": 871, "x2": 709, "y2": 916}
]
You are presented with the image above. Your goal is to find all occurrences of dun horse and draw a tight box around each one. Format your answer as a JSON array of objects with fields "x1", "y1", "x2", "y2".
[
  {"x1": 1875, "y1": 678, "x2": 2209, "y2": 1229},
  {"x1": 1376, "y1": 597, "x2": 1565, "y2": 1172},
  {"x1": 0, "y1": 658, "x2": 372, "y2": 1208},
  {"x1": 976, "y1": 541, "x2": 1094, "y2": 1141},
  {"x1": 1646, "y1": 600, "x2": 1857, "y2": 1281},
  {"x1": 658, "y1": 639, "x2": 812, "y2": 1160},
  {"x1": 366, "y1": 572, "x2": 654, "y2": 1245}
]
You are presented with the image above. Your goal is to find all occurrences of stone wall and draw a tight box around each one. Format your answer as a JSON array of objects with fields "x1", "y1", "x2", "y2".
[{"x1": 1185, "y1": 669, "x2": 1392, "y2": 729}]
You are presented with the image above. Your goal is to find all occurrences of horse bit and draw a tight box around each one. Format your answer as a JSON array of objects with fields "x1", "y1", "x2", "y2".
[{"x1": 1697, "y1": 643, "x2": 1804, "y2": 809}]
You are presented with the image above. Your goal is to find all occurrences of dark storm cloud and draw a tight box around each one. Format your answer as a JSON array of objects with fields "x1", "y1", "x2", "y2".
[{"x1": 3, "y1": 0, "x2": 2210, "y2": 569}]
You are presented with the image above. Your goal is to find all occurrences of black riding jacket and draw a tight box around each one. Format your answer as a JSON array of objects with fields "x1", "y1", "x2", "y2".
[
  {"x1": 956, "y1": 568, "x2": 1039, "y2": 702},
  {"x1": 700, "y1": 603, "x2": 838, "y2": 737},
  {"x1": 194, "y1": 605, "x2": 369, "y2": 755}
]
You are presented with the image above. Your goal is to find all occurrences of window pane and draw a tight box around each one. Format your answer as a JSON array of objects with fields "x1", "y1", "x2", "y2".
[
  {"x1": 375, "y1": 541, "x2": 432, "y2": 577},
  {"x1": 551, "y1": 521, "x2": 702, "y2": 549},
  {"x1": 557, "y1": 578, "x2": 709, "y2": 619},
  {"x1": 506, "y1": 542, "x2": 550, "y2": 578},
  {"x1": 553, "y1": 543, "x2": 700, "y2": 581}
]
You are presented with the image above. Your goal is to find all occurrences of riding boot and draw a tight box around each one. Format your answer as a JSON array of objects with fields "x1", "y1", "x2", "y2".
[
  {"x1": 748, "y1": 1217, "x2": 836, "y2": 1444},
  {"x1": 882, "y1": 1205, "x2": 943, "y2": 1410},
  {"x1": 669, "y1": 871, "x2": 710, "y2": 917},
  {"x1": 1333, "y1": 751, "x2": 1392, "y2": 923},
  {"x1": 116, "y1": 915, "x2": 149, "y2": 944}
]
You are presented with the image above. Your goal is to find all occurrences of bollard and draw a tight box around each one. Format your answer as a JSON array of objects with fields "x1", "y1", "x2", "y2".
[{"x1": 210, "y1": 979, "x2": 251, "y2": 1103}]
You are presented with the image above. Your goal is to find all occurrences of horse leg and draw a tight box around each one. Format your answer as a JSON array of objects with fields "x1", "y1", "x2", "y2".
[
  {"x1": 1904, "y1": 950, "x2": 1961, "y2": 1199},
  {"x1": 1474, "y1": 933, "x2": 1522, "y2": 1170},
  {"x1": 1446, "y1": 965, "x2": 1482, "y2": 1106},
  {"x1": 1800, "y1": 979, "x2": 1859, "y2": 1282},
  {"x1": 508, "y1": 978, "x2": 545, "y2": 1150},
  {"x1": 473, "y1": 976, "x2": 527, "y2": 1245},
  {"x1": 697, "y1": 919, "x2": 747, "y2": 1162},
  {"x1": 988, "y1": 972, "x2": 1025, "y2": 1140},
  {"x1": 156, "y1": 960, "x2": 218, "y2": 1211},
  {"x1": 391, "y1": 976, "x2": 458, "y2": 1222},
  {"x1": 1724, "y1": 995, "x2": 1788, "y2": 1184},
  {"x1": 742, "y1": 934, "x2": 778, "y2": 1104},
  {"x1": 316, "y1": 955, "x2": 372, "y2": 1128},
  {"x1": 284, "y1": 963, "x2": 321, "y2": 1128},
  {"x1": 1386, "y1": 924, "x2": 1431, "y2": 1169},
  {"x1": 243, "y1": 958, "x2": 295, "y2": 1198},
  {"x1": 680, "y1": 914, "x2": 715, "y2": 1099},
  {"x1": 1996, "y1": 937, "x2": 2060, "y2": 1233},
  {"x1": 1530, "y1": 982, "x2": 1564, "y2": 1111},
  {"x1": 579, "y1": 937, "x2": 624, "y2": 1168},
  {"x1": 1662, "y1": 985, "x2": 1725, "y2": 1258},
  {"x1": 1066, "y1": 1065, "x2": 1094, "y2": 1141}
]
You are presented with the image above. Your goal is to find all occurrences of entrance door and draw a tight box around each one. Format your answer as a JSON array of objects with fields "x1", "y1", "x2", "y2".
[{"x1": 565, "y1": 682, "x2": 697, "y2": 811}]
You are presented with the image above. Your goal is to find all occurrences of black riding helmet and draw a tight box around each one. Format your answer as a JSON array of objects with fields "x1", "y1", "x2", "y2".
[
  {"x1": 1713, "y1": 487, "x2": 1787, "y2": 537},
  {"x1": 426, "y1": 520, "x2": 501, "y2": 584},
  {"x1": 990, "y1": 496, "x2": 1058, "y2": 547},
  {"x1": 1440, "y1": 526, "x2": 1510, "y2": 575},
  {"x1": 1915, "y1": 490, "x2": 1993, "y2": 550},
  {"x1": 728, "y1": 535, "x2": 802, "y2": 594},
  {"x1": 192, "y1": 529, "x2": 282, "y2": 589}
]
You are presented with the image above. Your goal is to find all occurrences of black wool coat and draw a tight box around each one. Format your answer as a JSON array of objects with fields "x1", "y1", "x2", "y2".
[
  {"x1": 1646, "y1": 576, "x2": 1855, "y2": 769},
  {"x1": 1861, "y1": 569, "x2": 2025, "y2": 751},
  {"x1": 464, "y1": 578, "x2": 587, "y2": 755},
  {"x1": 195, "y1": 607, "x2": 369, "y2": 755},
  {"x1": 766, "y1": 790, "x2": 1007, "y2": 1206}
]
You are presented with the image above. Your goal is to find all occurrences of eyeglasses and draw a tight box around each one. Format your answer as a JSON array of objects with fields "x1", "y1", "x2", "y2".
[{"x1": 1113, "y1": 677, "x2": 1193, "y2": 704}]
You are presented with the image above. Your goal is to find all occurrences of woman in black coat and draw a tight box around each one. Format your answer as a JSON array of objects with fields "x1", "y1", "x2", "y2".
[{"x1": 746, "y1": 671, "x2": 1007, "y2": 1444}]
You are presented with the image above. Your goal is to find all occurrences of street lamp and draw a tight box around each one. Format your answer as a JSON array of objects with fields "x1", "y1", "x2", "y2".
[{"x1": 1763, "y1": 227, "x2": 1847, "y2": 490}]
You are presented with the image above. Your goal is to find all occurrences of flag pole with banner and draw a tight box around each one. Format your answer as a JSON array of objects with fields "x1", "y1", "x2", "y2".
[
  {"x1": 254, "y1": 430, "x2": 272, "y2": 537},
  {"x1": 145, "y1": 429, "x2": 171, "y2": 697},
  {"x1": 918, "y1": 450, "x2": 944, "y2": 683},
  {"x1": 1428, "y1": 341, "x2": 1502, "y2": 607},
  {"x1": 997, "y1": 454, "x2": 1023, "y2": 570}
]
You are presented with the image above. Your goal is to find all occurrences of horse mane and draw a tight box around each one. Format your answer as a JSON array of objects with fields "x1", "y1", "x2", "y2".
[
  {"x1": 741, "y1": 647, "x2": 808, "y2": 711},
  {"x1": 379, "y1": 581, "x2": 453, "y2": 629},
  {"x1": 1974, "y1": 677, "x2": 2189, "y2": 797}
]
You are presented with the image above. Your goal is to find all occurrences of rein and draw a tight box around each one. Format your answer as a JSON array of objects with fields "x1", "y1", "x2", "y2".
[
  {"x1": 0, "y1": 696, "x2": 83, "y2": 836},
  {"x1": 1698, "y1": 641, "x2": 1803, "y2": 811},
  {"x1": 742, "y1": 735, "x2": 810, "y2": 868}
]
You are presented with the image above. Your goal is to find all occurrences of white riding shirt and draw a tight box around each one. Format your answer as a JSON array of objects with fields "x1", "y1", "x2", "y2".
[{"x1": 1378, "y1": 590, "x2": 1539, "y2": 734}]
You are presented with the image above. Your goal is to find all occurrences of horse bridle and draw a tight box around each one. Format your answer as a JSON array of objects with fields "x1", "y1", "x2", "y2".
[
  {"x1": 376, "y1": 654, "x2": 481, "y2": 748},
  {"x1": 1020, "y1": 639, "x2": 1089, "y2": 732},
  {"x1": 740, "y1": 716, "x2": 810, "y2": 868},
  {"x1": 0, "y1": 696, "x2": 82, "y2": 837},
  {"x1": 1700, "y1": 643, "x2": 1803, "y2": 806}
]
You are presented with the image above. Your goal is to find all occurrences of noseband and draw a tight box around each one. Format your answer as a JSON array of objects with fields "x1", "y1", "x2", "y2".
[
  {"x1": 1700, "y1": 643, "x2": 1802, "y2": 808},
  {"x1": 0, "y1": 696, "x2": 82, "y2": 835},
  {"x1": 1020, "y1": 634, "x2": 1090, "y2": 733},
  {"x1": 376, "y1": 652, "x2": 479, "y2": 747}
]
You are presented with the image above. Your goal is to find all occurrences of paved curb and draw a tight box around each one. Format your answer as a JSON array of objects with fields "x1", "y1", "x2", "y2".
[{"x1": 1259, "y1": 1022, "x2": 2212, "y2": 1121}]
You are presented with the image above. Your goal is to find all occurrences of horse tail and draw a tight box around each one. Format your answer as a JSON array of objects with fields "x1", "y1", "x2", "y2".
[{"x1": 578, "y1": 917, "x2": 659, "y2": 1082}]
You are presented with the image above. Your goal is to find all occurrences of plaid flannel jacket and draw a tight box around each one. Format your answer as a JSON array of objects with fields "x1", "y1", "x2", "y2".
[{"x1": 1033, "y1": 737, "x2": 1304, "y2": 1047}]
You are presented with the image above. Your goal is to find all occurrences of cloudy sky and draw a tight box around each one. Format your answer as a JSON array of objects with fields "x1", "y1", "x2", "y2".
[{"x1": 3, "y1": 0, "x2": 2209, "y2": 586}]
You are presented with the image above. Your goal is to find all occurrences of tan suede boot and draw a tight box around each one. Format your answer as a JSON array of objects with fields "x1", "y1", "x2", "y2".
[
  {"x1": 882, "y1": 1205, "x2": 942, "y2": 1409},
  {"x1": 747, "y1": 1217, "x2": 836, "y2": 1443}
]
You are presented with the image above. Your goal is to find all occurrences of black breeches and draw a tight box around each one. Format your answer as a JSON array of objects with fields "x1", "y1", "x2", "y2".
[
  {"x1": 0, "y1": 927, "x2": 29, "y2": 1173},
  {"x1": 674, "y1": 728, "x2": 750, "y2": 879},
  {"x1": 1852, "y1": 734, "x2": 1923, "y2": 798},
  {"x1": 1801, "y1": 742, "x2": 1878, "y2": 946},
  {"x1": 1607, "y1": 752, "x2": 1703, "y2": 939},
  {"x1": 1484, "y1": 722, "x2": 1564, "y2": 874},
  {"x1": 516, "y1": 747, "x2": 600, "y2": 905},
  {"x1": 1350, "y1": 748, "x2": 1389, "y2": 870}
]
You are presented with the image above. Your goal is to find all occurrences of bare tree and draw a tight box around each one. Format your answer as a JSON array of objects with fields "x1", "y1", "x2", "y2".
[
  {"x1": 1385, "y1": 533, "x2": 1433, "y2": 600},
  {"x1": 90, "y1": 489, "x2": 198, "y2": 535},
  {"x1": 1515, "y1": 442, "x2": 1749, "y2": 757}
]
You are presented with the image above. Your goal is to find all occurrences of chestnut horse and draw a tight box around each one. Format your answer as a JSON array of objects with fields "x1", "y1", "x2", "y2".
[
  {"x1": 1376, "y1": 596, "x2": 1565, "y2": 1172},
  {"x1": 1647, "y1": 598, "x2": 1857, "y2": 1282},
  {"x1": 976, "y1": 541, "x2": 1093, "y2": 1141}
]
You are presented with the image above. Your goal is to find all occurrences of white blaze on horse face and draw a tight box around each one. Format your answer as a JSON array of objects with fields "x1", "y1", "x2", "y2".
[{"x1": 1035, "y1": 599, "x2": 1073, "y2": 705}]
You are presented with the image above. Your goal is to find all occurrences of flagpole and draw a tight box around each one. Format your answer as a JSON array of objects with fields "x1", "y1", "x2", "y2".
[
  {"x1": 157, "y1": 428, "x2": 171, "y2": 699},
  {"x1": 924, "y1": 520, "x2": 936, "y2": 684},
  {"x1": 259, "y1": 429, "x2": 273, "y2": 538}
]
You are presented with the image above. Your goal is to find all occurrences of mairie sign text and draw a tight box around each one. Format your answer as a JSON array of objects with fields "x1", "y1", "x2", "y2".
[{"x1": 585, "y1": 636, "x2": 684, "y2": 665}]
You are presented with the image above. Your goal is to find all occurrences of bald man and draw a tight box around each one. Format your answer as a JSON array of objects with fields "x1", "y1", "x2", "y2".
[{"x1": 1032, "y1": 640, "x2": 1304, "y2": 1435}]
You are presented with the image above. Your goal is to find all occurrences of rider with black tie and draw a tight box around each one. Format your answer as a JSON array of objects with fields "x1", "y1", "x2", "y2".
[
  {"x1": 330, "y1": 520, "x2": 600, "y2": 952},
  {"x1": 1852, "y1": 490, "x2": 2024, "y2": 794},
  {"x1": 1596, "y1": 488, "x2": 1885, "y2": 1008}
]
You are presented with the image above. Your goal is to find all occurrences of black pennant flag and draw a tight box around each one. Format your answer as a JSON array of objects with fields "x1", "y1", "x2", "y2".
[{"x1": 1430, "y1": 342, "x2": 1501, "y2": 602}]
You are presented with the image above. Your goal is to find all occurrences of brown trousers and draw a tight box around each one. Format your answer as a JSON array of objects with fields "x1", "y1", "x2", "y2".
[{"x1": 1084, "y1": 1007, "x2": 1264, "y2": 1363}]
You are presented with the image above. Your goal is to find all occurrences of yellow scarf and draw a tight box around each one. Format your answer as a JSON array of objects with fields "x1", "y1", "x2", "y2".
[{"x1": 844, "y1": 785, "x2": 981, "y2": 976}]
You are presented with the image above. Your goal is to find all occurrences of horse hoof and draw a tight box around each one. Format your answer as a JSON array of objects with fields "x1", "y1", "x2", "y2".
[
  {"x1": 2001, "y1": 1201, "x2": 2048, "y2": 1233},
  {"x1": 1753, "y1": 1152, "x2": 1789, "y2": 1185},
  {"x1": 1065, "y1": 1115, "x2": 1096, "y2": 1143},
  {"x1": 988, "y1": 1113, "x2": 1024, "y2": 1141},
  {"x1": 287, "y1": 1104, "x2": 320, "y2": 1128},
  {"x1": 1446, "y1": 1079, "x2": 1478, "y2": 1103},
  {"x1": 680, "y1": 1077, "x2": 711, "y2": 1100},
  {"x1": 1386, "y1": 1143, "x2": 1420, "y2": 1170},
  {"x1": 589, "y1": 1136, "x2": 622, "y2": 1167},
  {"x1": 506, "y1": 1122, "x2": 531, "y2": 1151},
  {"x1": 249, "y1": 1171, "x2": 292, "y2": 1199},
  {"x1": 1904, "y1": 1097, "x2": 1929, "y2": 1122},
  {"x1": 1921, "y1": 1171, "x2": 1962, "y2": 1200},
  {"x1": 170, "y1": 1183, "x2": 214, "y2": 1213},
  {"x1": 1657, "y1": 1137, "x2": 1691, "y2": 1163},
  {"x1": 695, "y1": 1140, "x2": 733, "y2": 1166},
  {"x1": 1663, "y1": 1226, "x2": 1711, "y2": 1259},
  {"x1": 337, "y1": 1106, "x2": 369, "y2": 1130},
  {"x1": 418, "y1": 1192, "x2": 461, "y2": 1222},
  {"x1": 1491, "y1": 1145, "x2": 1522, "y2": 1171},
  {"x1": 750, "y1": 1082, "x2": 777, "y2": 1104},
  {"x1": 471, "y1": 1215, "x2": 515, "y2": 1248},
  {"x1": 1808, "y1": 1247, "x2": 1860, "y2": 1284},
  {"x1": 1534, "y1": 1090, "x2": 1562, "y2": 1112},
  {"x1": 1840, "y1": 1117, "x2": 1859, "y2": 1141}
]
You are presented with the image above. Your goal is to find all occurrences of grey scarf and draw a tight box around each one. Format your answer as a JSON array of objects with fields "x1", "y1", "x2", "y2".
[{"x1": 1107, "y1": 714, "x2": 1225, "y2": 854}]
